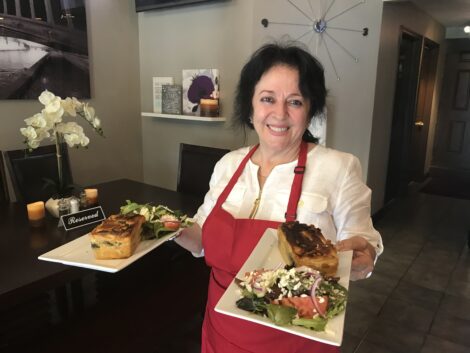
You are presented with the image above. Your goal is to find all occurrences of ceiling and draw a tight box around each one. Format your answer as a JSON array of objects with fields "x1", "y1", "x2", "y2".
[
  {"x1": 411, "y1": 0, "x2": 470, "y2": 27},
  {"x1": 384, "y1": 0, "x2": 470, "y2": 27}
]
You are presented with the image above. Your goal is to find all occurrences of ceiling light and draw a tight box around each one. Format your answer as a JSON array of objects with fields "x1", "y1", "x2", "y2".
[{"x1": 464, "y1": 26, "x2": 470, "y2": 33}]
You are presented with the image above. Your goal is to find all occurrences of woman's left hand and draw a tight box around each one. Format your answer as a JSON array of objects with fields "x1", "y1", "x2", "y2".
[{"x1": 336, "y1": 236, "x2": 376, "y2": 281}]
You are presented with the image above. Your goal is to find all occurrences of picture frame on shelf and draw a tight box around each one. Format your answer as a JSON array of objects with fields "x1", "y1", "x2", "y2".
[
  {"x1": 162, "y1": 84, "x2": 182, "y2": 115},
  {"x1": 182, "y1": 69, "x2": 219, "y2": 115},
  {"x1": 153, "y1": 77, "x2": 174, "y2": 113}
]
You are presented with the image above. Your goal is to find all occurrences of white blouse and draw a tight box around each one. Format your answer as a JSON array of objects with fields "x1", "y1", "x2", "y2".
[{"x1": 194, "y1": 144, "x2": 383, "y2": 257}]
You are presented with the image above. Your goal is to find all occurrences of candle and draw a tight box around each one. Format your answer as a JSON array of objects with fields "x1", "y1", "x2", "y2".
[
  {"x1": 200, "y1": 98, "x2": 219, "y2": 117},
  {"x1": 84, "y1": 188, "x2": 98, "y2": 206},
  {"x1": 27, "y1": 201, "x2": 45, "y2": 223}
]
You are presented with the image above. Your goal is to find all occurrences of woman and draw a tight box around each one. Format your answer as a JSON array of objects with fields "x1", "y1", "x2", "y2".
[{"x1": 176, "y1": 42, "x2": 383, "y2": 353}]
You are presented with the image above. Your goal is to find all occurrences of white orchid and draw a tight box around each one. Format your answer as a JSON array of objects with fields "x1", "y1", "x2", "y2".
[
  {"x1": 19, "y1": 90, "x2": 104, "y2": 198},
  {"x1": 55, "y1": 122, "x2": 91, "y2": 148},
  {"x1": 41, "y1": 108, "x2": 62, "y2": 128},
  {"x1": 56, "y1": 121, "x2": 84, "y2": 135},
  {"x1": 38, "y1": 90, "x2": 56, "y2": 105},
  {"x1": 83, "y1": 103, "x2": 95, "y2": 122},
  {"x1": 28, "y1": 139, "x2": 41, "y2": 149},
  {"x1": 61, "y1": 97, "x2": 83, "y2": 117},
  {"x1": 20, "y1": 126, "x2": 37, "y2": 140},
  {"x1": 93, "y1": 117, "x2": 101, "y2": 128},
  {"x1": 25, "y1": 113, "x2": 47, "y2": 128},
  {"x1": 20, "y1": 90, "x2": 104, "y2": 150},
  {"x1": 35, "y1": 128, "x2": 51, "y2": 142},
  {"x1": 43, "y1": 96, "x2": 63, "y2": 114}
]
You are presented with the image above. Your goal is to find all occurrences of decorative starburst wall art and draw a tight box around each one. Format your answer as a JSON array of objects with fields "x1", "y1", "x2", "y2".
[{"x1": 261, "y1": 0, "x2": 368, "y2": 80}]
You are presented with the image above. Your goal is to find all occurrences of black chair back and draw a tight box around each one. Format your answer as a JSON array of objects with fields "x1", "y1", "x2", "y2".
[
  {"x1": 0, "y1": 152, "x2": 9, "y2": 204},
  {"x1": 177, "y1": 143, "x2": 230, "y2": 198},
  {"x1": 4, "y1": 144, "x2": 73, "y2": 203}
]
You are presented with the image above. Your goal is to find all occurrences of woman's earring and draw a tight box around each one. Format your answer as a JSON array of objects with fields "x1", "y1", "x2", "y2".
[{"x1": 249, "y1": 116, "x2": 253, "y2": 124}]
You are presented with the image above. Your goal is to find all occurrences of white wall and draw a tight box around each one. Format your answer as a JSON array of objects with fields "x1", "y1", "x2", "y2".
[
  {"x1": 0, "y1": 0, "x2": 143, "y2": 198},
  {"x1": 368, "y1": 1, "x2": 446, "y2": 212},
  {"x1": 138, "y1": 0, "x2": 256, "y2": 190},
  {"x1": 252, "y1": 0, "x2": 383, "y2": 177},
  {"x1": 446, "y1": 27, "x2": 470, "y2": 39},
  {"x1": 139, "y1": 0, "x2": 384, "y2": 191}
]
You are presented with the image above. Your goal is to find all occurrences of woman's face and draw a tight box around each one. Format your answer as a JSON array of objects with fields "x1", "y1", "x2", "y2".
[{"x1": 251, "y1": 65, "x2": 310, "y2": 153}]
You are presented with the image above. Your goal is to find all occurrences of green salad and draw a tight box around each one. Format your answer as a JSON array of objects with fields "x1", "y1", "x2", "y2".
[
  {"x1": 236, "y1": 266, "x2": 348, "y2": 331},
  {"x1": 120, "y1": 200, "x2": 193, "y2": 240}
]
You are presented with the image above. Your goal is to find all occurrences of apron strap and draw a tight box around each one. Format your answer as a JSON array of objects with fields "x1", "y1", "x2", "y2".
[
  {"x1": 285, "y1": 140, "x2": 308, "y2": 222},
  {"x1": 214, "y1": 144, "x2": 259, "y2": 209}
]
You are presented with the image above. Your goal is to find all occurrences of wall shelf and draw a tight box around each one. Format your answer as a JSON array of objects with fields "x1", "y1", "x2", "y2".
[{"x1": 142, "y1": 112, "x2": 226, "y2": 122}]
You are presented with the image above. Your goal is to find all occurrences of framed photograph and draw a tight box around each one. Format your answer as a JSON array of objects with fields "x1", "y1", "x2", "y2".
[
  {"x1": 0, "y1": 0, "x2": 90, "y2": 99},
  {"x1": 135, "y1": 0, "x2": 228, "y2": 12},
  {"x1": 153, "y1": 77, "x2": 174, "y2": 113},
  {"x1": 162, "y1": 84, "x2": 182, "y2": 115},
  {"x1": 182, "y1": 69, "x2": 219, "y2": 115}
]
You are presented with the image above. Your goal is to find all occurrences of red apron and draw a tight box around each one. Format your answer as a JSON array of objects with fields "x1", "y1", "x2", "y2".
[{"x1": 201, "y1": 142, "x2": 338, "y2": 353}]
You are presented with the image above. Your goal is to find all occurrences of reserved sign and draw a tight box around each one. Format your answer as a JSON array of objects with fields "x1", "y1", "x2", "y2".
[{"x1": 61, "y1": 206, "x2": 106, "y2": 231}]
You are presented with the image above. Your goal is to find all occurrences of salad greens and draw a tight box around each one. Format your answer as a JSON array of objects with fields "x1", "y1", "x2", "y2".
[
  {"x1": 266, "y1": 304, "x2": 298, "y2": 326},
  {"x1": 235, "y1": 266, "x2": 348, "y2": 331},
  {"x1": 120, "y1": 200, "x2": 193, "y2": 240}
]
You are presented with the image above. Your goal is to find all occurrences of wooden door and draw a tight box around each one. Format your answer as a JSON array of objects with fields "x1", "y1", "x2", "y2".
[
  {"x1": 432, "y1": 39, "x2": 470, "y2": 176},
  {"x1": 409, "y1": 39, "x2": 439, "y2": 182},
  {"x1": 385, "y1": 29, "x2": 422, "y2": 204}
]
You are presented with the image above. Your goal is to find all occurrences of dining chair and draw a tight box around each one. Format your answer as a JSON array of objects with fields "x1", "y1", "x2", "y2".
[
  {"x1": 177, "y1": 143, "x2": 230, "y2": 198},
  {"x1": 4, "y1": 143, "x2": 73, "y2": 203},
  {"x1": 0, "y1": 152, "x2": 10, "y2": 204}
]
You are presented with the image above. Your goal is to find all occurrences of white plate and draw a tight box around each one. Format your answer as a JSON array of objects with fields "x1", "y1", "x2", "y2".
[
  {"x1": 38, "y1": 230, "x2": 180, "y2": 273},
  {"x1": 214, "y1": 228, "x2": 353, "y2": 346}
]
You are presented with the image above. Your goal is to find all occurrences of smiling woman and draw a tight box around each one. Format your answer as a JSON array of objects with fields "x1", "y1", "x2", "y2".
[
  {"x1": 251, "y1": 65, "x2": 310, "y2": 162},
  {"x1": 174, "y1": 41, "x2": 383, "y2": 353}
]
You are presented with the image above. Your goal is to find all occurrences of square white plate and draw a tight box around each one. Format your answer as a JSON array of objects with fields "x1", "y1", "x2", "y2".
[
  {"x1": 215, "y1": 228, "x2": 353, "y2": 346},
  {"x1": 38, "y1": 230, "x2": 179, "y2": 273}
]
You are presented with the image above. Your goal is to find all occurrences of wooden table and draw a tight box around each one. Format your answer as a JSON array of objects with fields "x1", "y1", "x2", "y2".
[{"x1": 0, "y1": 179, "x2": 209, "y2": 353}]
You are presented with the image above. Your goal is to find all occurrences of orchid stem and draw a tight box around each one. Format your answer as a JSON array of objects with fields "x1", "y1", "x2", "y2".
[{"x1": 55, "y1": 132, "x2": 63, "y2": 195}]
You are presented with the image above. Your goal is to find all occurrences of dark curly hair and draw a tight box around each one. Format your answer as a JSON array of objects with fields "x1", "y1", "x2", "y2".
[{"x1": 233, "y1": 42, "x2": 326, "y2": 143}]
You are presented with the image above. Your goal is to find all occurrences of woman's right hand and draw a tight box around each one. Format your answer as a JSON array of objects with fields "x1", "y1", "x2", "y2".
[
  {"x1": 336, "y1": 236, "x2": 376, "y2": 281},
  {"x1": 174, "y1": 223, "x2": 203, "y2": 255}
]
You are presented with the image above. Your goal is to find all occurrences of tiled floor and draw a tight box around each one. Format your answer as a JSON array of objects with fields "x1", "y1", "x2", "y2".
[{"x1": 342, "y1": 191, "x2": 470, "y2": 353}]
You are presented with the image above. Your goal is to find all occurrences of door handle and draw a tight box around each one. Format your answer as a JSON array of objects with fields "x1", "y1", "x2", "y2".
[{"x1": 415, "y1": 121, "x2": 424, "y2": 127}]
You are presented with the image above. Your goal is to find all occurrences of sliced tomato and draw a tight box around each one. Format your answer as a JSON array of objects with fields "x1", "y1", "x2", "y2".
[
  {"x1": 278, "y1": 296, "x2": 328, "y2": 318},
  {"x1": 163, "y1": 221, "x2": 181, "y2": 230}
]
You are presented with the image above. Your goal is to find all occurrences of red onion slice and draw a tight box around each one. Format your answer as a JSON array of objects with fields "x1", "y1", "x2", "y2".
[{"x1": 310, "y1": 276, "x2": 326, "y2": 318}]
